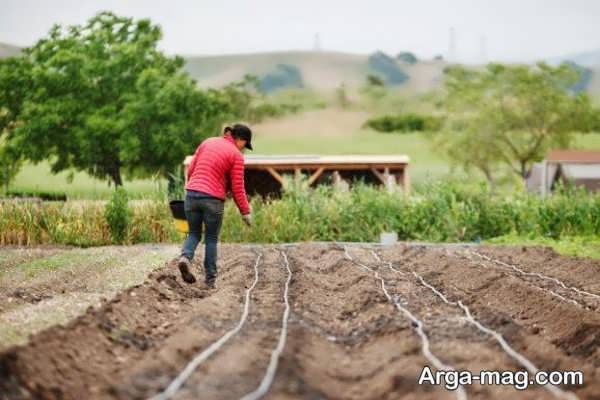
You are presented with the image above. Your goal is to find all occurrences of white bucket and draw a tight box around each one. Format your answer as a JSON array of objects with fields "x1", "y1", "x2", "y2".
[{"x1": 380, "y1": 231, "x2": 398, "y2": 245}]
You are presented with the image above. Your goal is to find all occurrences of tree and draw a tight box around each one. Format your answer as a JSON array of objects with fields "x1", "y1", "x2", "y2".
[
  {"x1": 360, "y1": 74, "x2": 387, "y2": 105},
  {"x1": 259, "y1": 64, "x2": 304, "y2": 93},
  {"x1": 0, "y1": 139, "x2": 21, "y2": 194},
  {"x1": 397, "y1": 51, "x2": 418, "y2": 64},
  {"x1": 7, "y1": 11, "x2": 228, "y2": 187},
  {"x1": 0, "y1": 56, "x2": 31, "y2": 191},
  {"x1": 336, "y1": 83, "x2": 350, "y2": 109},
  {"x1": 367, "y1": 51, "x2": 408, "y2": 86},
  {"x1": 118, "y1": 69, "x2": 230, "y2": 181},
  {"x1": 366, "y1": 74, "x2": 385, "y2": 87},
  {"x1": 437, "y1": 62, "x2": 598, "y2": 183},
  {"x1": 220, "y1": 74, "x2": 260, "y2": 121}
]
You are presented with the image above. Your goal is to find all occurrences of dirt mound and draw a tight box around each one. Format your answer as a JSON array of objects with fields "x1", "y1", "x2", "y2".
[{"x1": 1, "y1": 243, "x2": 599, "y2": 399}]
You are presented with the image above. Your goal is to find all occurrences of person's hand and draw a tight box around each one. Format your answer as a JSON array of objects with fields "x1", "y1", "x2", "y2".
[{"x1": 242, "y1": 213, "x2": 252, "y2": 227}]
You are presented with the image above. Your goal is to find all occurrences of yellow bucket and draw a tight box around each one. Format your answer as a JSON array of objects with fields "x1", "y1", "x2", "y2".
[{"x1": 169, "y1": 200, "x2": 189, "y2": 234}]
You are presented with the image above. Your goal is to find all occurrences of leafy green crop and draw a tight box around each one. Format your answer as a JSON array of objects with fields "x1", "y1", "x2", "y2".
[
  {"x1": 105, "y1": 187, "x2": 131, "y2": 244},
  {"x1": 2, "y1": 180, "x2": 600, "y2": 246}
]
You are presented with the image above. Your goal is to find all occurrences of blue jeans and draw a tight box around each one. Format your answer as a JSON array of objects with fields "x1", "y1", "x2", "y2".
[{"x1": 181, "y1": 190, "x2": 224, "y2": 282}]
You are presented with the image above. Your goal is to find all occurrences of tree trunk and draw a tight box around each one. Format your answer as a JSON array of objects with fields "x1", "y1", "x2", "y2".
[
  {"x1": 483, "y1": 169, "x2": 494, "y2": 185},
  {"x1": 109, "y1": 166, "x2": 123, "y2": 187},
  {"x1": 167, "y1": 174, "x2": 176, "y2": 196},
  {"x1": 520, "y1": 161, "x2": 528, "y2": 180},
  {"x1": 3, "y1": 164, "x2": 8, "y2": 195}
]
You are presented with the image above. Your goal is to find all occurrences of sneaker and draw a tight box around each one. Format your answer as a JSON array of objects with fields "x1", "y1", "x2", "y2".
[
  {"x1": 178, "y1": 256, "x2": 196, "y2": 284},
  {"x1": 205, "y1": 279, "x2": 216, "y2": 290}
]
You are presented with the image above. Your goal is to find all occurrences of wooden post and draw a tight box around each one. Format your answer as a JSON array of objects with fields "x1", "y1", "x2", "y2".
[
  {"x1": 383, "y1": 167, "x2": 395, "y2": 193},
  {"x1": 370, "y1": 168, "x2": 385, "y2": 185},
  {"x1": 266, "y1": 167, "x2": 285, "y2": 186},
  {"x1": 307, "y1": 167, "x2": 325, "y2": 186},
  {"x1": 400, "y1": 166, "x2": 410, "y2": 194},
  {"x1": 332, "y1": 170, "x2": 341, "y2": 186},
  {"x1": 332, "y1": 170, "x2": 349, "y2": 192}
]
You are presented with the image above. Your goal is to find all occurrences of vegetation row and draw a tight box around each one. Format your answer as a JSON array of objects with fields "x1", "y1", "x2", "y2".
[{"x1": 2, "y1": 182, "x2": 599, "y2": 246}]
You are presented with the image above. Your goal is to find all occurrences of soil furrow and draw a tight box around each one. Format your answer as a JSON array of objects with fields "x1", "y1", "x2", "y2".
[
  {"x1": 1, "y1": 243, "x2": 599, "y2": 399},
  {"x1": 152, "y1": 248, "x2": 288, "y2": 400},
  {"x1": 0, "y1": 246, "x2": 256, "y2": 400},
  {"x1": 262, "y1": 244, "x2": 456, "y2": 400},
  {"x1": 379, "y1": 244, "x2": 600, "y2": 399}
]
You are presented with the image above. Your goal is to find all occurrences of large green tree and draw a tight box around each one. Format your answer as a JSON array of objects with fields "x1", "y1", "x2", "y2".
[
  {"x1": 0, "y1": 56, "x2": 31, "y2": 192},
  {"x1": 438, "y1": 62, "x2": 598, "y2": 183},
  {"x1": 6, "y1": 11, "x2": 228, "y2": 186}
]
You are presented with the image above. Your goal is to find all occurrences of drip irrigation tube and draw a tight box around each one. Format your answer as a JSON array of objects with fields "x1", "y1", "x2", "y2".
[
  {"x1": 239, "y1": 249, "x2": 293, "y2": 400},
  {"x1": 149, "y1": 252, "x2": 263, "y2": 400}
]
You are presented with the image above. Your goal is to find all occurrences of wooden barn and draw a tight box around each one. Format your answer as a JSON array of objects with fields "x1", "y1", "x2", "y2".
[
  {"x1": 527, "y1": 149, "x2": 600, "y2": 194},
  {"x1": 184, "y1": 155, "x2": 410, "y2": 196}
]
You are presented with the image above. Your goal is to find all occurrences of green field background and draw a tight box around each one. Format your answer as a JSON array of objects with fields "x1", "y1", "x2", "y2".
[{"x1": 11, "y1": 131, "x2": 600, "y2": 199}]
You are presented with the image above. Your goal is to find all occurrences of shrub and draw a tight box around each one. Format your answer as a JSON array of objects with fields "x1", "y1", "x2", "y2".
[
  {"x1": 6, "y1": 190, "x2": 67, "y2": 201},
  {"x1": 259, "y1": 64, "x2": 304, "y2": 93},
  {"x1": 367, "y1": 52, "x2": 408, "y2": 86},
  {"x1": 104, "y1": 187, "x2": 131, "y2": 244},
  {"x1": 364, "y1": 113, "x2": 443, "y2": 132},
  {"x1": 565, "y1": 61, "x2": 593, "y2": 93},
  {"x1": 397, "y1": 52, "x2": 418, "y2": 64}
]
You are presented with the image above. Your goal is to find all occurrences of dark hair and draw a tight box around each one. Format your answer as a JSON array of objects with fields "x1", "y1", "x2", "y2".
[
  {"x1": 224, "y1": 123, "x2": 253, "y2": 150},
  {"x1": 224, "y1": 124, "x2": 251, "y2": 137}
]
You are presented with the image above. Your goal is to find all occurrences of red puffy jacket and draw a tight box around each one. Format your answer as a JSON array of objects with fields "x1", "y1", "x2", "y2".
[{"x1": 185, "y1": 134, "x2": 250, "y2": 215}]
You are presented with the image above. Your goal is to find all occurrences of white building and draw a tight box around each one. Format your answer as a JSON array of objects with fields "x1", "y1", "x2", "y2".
[{"x1": 528, "y1": 150, "x2": 600, "y2": 194}]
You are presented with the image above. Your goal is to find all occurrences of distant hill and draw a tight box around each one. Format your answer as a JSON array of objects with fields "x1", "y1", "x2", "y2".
[
  {"x1": 548, "y1": 49, "x2": 600, "y2": 96},
  {"x1": 552, "y1": 48, "x2": 600, "y2": 68},
  {"x1": 587, "y1": 67, "x2": 600, "y2": 97},
  {"x1": 183, "y1": 50, "x2": 447, "y2": 92},
  {"x1": 1, "y1": 42, "x2": 596, "y2": 97},
  {"x1": 0, "y1": 42, "x2": 21, "y2": 58},
  {"x1": 184, "y1": 51, "x2": 370, "y2": 89},
  {"x1": 0, "y1": 44, "x2": 443, "y2": 92}
]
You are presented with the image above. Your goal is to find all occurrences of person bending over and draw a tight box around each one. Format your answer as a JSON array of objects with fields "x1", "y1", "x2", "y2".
[{"x1": 178, "y1": 124, "x2": 253, "y2": 288}]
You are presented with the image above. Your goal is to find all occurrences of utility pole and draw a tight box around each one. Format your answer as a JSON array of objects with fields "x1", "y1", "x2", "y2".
[
  {"x1": 448, "y1": 27, "x2": 457, "y2": 62},
  {"x1": 479, "y1": 35, "x2": 487, "y2": 64},
  {"x1": 313, "y1": 33, "x2": 322, "y2": 52}
]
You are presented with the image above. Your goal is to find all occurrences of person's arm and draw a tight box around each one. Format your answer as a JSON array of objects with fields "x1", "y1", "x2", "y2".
[
  {"x1": 230, "y1": 153, "x2": 250, "y2": 215},
  {"x1": 187, "y1": 145, "x2": 201, "y2": 182}
]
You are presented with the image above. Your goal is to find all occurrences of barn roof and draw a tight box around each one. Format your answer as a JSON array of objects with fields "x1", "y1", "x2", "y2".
[
  {"x1": 184, "y1": 154, "x2": 410, "y2": 167},
  {"x1": 243, "y1": 155, "x2": 410, "y2": 165},
  {"x1": 548, "y1": 149, "x2": 600, "y2": 163}
]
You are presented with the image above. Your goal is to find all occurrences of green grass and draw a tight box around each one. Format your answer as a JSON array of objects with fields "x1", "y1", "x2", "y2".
[
  {"x1": 9, "y1": 131, "x2": 450, "y2": 198},
  {"x1": 487, "y1": 235, "x2": 600, "y2": 260},
  {"x1": 575, "y1": 132, "x2": 600, "y2": 148},
  {"x1": 8, "y1": 125, "x2": 600, "y2": 199},
  {"x1": 10, "y1": 161, "x2": 166, "y2": 200},
  {"x1": 0, "y1": 249, "x2": 117, "y2": 278},
  {"x1": 253, "y1": 131, "x2": 451, "y2": 183}
]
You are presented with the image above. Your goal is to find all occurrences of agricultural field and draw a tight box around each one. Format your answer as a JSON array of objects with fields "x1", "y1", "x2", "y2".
[
  {"x1": 3, "y1": 9, "x2": 600, "y2": 400},
  {"x1": 9, "y1": 108, "x2": 600, "y2": 200},
  {"x1": 1, "y1": 242, "x2": 599, "y2": 399}
]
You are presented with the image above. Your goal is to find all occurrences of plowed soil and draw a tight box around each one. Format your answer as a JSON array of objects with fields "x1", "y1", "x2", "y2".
[{"x1": 1, "y1": 243, "x2": 599, "y2": 400}]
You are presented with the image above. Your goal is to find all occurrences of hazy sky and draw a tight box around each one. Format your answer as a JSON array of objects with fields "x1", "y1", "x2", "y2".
[{"x1": 1, "y1": 0, "x2": 599, "y2": 62}]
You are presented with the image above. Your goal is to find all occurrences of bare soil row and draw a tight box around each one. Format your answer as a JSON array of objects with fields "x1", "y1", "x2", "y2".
[{"x1": 1, "y1": 243, "x2": 599, "y2": 399}]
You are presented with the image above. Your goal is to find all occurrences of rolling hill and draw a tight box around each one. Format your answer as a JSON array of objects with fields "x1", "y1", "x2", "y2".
[
  {"x1": 1, "y1": 40, "x2": 598, "y2": 96},
  {"x1": 553, "y1": 48, "x2": 600, "y2": 68},
  {"x1": 0, "y1": 42, "x2": 21, "y2": 58},
  {"x1": 0, "y1": 43, "x2": 444, "y2": 92},
  {"x1": 183, "y1": 50, "x2": 447, "y2": 91}
]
